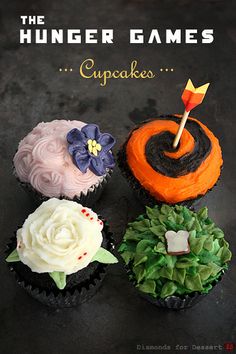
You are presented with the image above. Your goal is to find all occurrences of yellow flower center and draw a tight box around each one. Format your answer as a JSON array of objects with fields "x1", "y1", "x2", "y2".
[{"x1": 87, "y1": 139, "x2": 102, "y2": 156}]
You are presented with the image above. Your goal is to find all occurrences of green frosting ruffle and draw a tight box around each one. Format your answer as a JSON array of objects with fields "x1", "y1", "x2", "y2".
[{"x1": 118, "y1": 205, "x2": 232, "y2": 299}]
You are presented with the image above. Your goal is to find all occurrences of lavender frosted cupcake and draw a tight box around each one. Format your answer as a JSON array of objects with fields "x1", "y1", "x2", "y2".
[
  {"x1": 13, "y1": 120, "x2": 116, "y2": 206},
  {"x1": 6, "y1": 198, "x2": 118, "y2": 307}
]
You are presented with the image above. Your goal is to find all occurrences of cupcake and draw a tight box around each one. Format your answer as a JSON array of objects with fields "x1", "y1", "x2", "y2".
[
  {"x1": 118, "y1": 115, "x2": 222, "y2": 206},
  {"x1": 118, "y1": 204, "x2": 231, "y2": 309},
  {"x1": 13, "y1": 120, "x2": 116, "y2": 206},
  {"x1": 6, "y1": 198, "x2": 118, "y2": 307}
]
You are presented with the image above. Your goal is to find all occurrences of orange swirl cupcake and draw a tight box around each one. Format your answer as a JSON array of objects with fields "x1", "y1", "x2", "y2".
[{"x1": 118, "y1": 115, "x2": 222, "y2": 205}]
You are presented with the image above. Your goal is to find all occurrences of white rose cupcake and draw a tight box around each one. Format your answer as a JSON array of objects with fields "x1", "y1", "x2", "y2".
[
  {"x1": 13, "y1": 120, "x2": 116, "y2": 206},
  {"x1": 6, "y1": 198, "x2": 118, "y2": 307}
]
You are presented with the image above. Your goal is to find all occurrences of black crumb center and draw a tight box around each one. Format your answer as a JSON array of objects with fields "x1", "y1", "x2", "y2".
[{"x1": 145, "y1": 115, "x2": 212, "y2": 178}]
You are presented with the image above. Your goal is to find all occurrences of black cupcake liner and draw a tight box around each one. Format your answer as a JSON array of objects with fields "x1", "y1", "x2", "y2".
[
  {"x1": 126, "y1": 267, "x2": 225, "y2": 310},
  {"x1": 6, "y1": 221, "x2": 116, "y2": 308},
  {"x1": 139, "y1": 290, "x2": 206, "y2": 309},
  {"x1": 117, "y1": 116, "x2": 222, "y2": 208},
  {"x1": 14, "y1": 169, "x2": 112, "y2": 208}
]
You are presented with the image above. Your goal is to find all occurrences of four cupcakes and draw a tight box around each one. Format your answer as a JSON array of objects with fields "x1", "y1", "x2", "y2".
[
  {"x1": 7, "y1": 103, "x2": 230, "y2": 309},
  {"x1": 118, "y1": 204, "x2": 231, "y2": 309}
]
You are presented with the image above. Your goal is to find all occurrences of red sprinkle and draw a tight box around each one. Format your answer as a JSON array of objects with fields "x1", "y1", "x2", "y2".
[
  {"x1": 83, "y1": 252, "x2": 87, "y2": 256},
  {"x1": 78, "y1": 256, "x2": 82, "y2": 260},
  {"x1": 90, "y1": 217, "x2": 93, "y2": 220},
  {"x1": 100, "y1": 221, "x2": 103, "y2": 225},
  {"x1": 86, "y1": 213, "x2": 90, "y2": 217},
  {"x1": 81, "y1": 209, "x2": 86, "y2": 213}
]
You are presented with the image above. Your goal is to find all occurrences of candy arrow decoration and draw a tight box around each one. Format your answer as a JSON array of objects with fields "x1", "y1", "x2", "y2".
[{"x1": 173, "y1": 79, "x2": 210, "y2": 148}]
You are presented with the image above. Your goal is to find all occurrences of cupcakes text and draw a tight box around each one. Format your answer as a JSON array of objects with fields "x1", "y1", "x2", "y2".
[{"x1": 79, "y1": 59, "x2": 155, "y2": 87}]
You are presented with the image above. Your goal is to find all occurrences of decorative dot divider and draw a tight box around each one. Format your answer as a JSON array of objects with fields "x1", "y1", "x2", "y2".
[{"x1": 59, "y1": 68, "x2": 174, "y2": 73}]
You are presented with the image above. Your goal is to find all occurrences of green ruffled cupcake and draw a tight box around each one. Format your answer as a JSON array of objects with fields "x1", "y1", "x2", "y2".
[{"x1": 118, "y1": 204, "x2": 232, "y2": 309}]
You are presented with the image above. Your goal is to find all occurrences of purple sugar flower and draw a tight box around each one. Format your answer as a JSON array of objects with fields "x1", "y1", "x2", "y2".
[{"x1": 67, "y1": 124, "x2": 116, "y2": 176}]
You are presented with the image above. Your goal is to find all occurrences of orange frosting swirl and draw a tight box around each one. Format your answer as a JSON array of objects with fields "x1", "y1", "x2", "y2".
[{"x1": 126, "y1": 115, "x2": 222, "y2": 203}]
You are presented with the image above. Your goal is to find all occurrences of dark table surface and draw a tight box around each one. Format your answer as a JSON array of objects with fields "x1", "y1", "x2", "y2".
[{"x1": 0, "y1": 1, "x2": 236, "y2": 353}]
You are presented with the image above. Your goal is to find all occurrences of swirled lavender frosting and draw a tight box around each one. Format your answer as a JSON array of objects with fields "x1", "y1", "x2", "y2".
[{"x1": 13, "y1": 120, "x2": 108, "y2": 198}]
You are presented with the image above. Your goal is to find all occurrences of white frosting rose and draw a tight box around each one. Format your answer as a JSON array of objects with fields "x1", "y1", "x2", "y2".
[{"x1": 16, "y1": 198, "x2": 103, "y2": 275}]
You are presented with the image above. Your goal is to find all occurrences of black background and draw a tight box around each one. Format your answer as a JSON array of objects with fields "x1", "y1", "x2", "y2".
[{"x1": 0, "y1": 1, "x2": 236, "y2": 353}]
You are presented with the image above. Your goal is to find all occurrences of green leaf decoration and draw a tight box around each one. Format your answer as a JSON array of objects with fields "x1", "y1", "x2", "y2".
[
  {"x1": 150, "y1": 225, "x2": 166, "y2": 238},
  {"x1": 202, "y1": 283, "x2": 213, "y2": 293},
  {"x1": 146, "y1": 254, "x2": 165, "y2": 268},
  {"x1": 133, "y1": 254, "x2": 148, "y2": 267},
  {"x1": 172, "y1": 268, "x2": 186, "y2": 285},
  {"x1": 217, "y1": 246, "x2": 232, "y2": 263},
  {"x1": 136, "y1": 239, "x2": 153, "y2": 254},
  {"x1": 133, "y1": 264, "x2": 146, "y2": 283},
  {"x1": 165, "y1": 221, "x2": 184, "y2": 232},
  {"x1": 137, "y1": 279, "x2": 156, "y2": 295},
  {"x1": 208, "y1": 262, "x2": 222, "y2": 276},
  {"x1": 176, "y1": 257, "x2": 198, "y2": 269},
  {"x1": 204, "y1": 222, "x2": 215, "y2": 233},
  {"x1": 185, "y1": 274, "x2": 203, "y2": 292},
  {"x1": 136, "y1": 214, "x2": 145, "y2": 221},
  {"x1": 174, "y1": 205, "x2": 183, "y2": 212},
  {"x1": 130, "y1": 219, "x2": 150, "y2": 232},
  {"x1": 165, "y1": 255, "x2": 177, "y2": 268},
  {"x1": 189, "y1": 230, "x2": 197, "y2": 240},
  {"x1": 185, "y1": 218, "x2": 195, "y2": 231},
  {"x1": 118, "y1": 243, "x2": 127, "y2": 253},
  {"x1": 49, "y1": 272, "x2": 66, "y2": 290},
  {"x1": 197, "y1": 207, "x2": 208, "y2": 220},
  {"x1": 121, "y1": 251, "x2": 134, "y2": 265},
  {"x1": 182, "y1": 207, "x2": 193, "y2": 222},
  {"x1": 154, "y1": 242, "x2": 167, "y2": 254},
  {"x1": 212, "y1": 228, "x2": 224, "y2": 239},
  {"x1": 160, "y1": 281, "x2": 177, "y2": 298},
  {"x1": 193, "y1": 218, "x2": 202, "y2": 232},
  {"x1": 92, "y1": 247, "x2": 118, "y2": 264},
  {"x1": 167, "y1": 212, "x2": 177, "y2": 224},
  {"x1": 198, "y1": 250, "x2": 219, "y2": 265},
  {"x1": 160, "y1": 204, "x2": 173, "y2": 215},
  {"x1": 212, "y1": 239, "x2": 221, "y2": 254},
  {"x1": 139, "y1": 231, "x2": 157, "y2": 242},
  {"x1": 124, "y1": 229, "x2": 142, "y2": 242},
  {"x1": 150, "y1": 218, "x2": 161, "y2": 227},
  {"x1": 198, "y1": 265, "x2": 213, "y2": 281},
  {"x1": 118, "y1": 204, "x2": 232, "y2": 299},
  {"x1": 146, "y1": 206, "x2": 158, "y2": 219},
  {"x1": 126, "y1": 240, "x2": 138, "y2": 252},
  {"x1": 6, "y1": 249, "x2": 20, "y2": 262},
  {"x1": 186, "y1": 266, "x2": 198, "y2": 276},
  {"x1": 204, "y1": 235, "x2": 214, "y2": 252},
  {"x1": 146, "y1": 268, "x2": 161, "y2": 281},
  {"x1": 221, "y1": 239, "x2": 230, "y2": 248},
  {"x1": 190, "y1": 236, "x2": 207, "y2": 255},
  {"x1": 159, "y1": 266, "x2": 173, "y2": 280},
  {"x1": 158, "y1": 214, "x2": 168, "y2": 224},
  {"x1": 176, "y1": 214, "x2": 184, "y2": 225}
]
